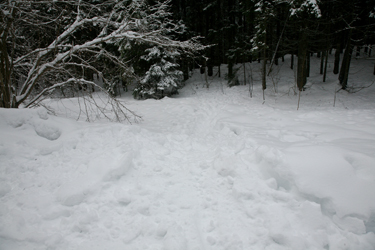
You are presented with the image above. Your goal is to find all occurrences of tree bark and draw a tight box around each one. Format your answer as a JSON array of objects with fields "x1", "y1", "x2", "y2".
[
  {"x1": 320, "y1": 51, "x2": 324, "y2": 74},
  {"x1": 297, "y1": 31, "x2": 308, "y2": 91},
  {"x1": 228, "y1": 60, "x2": 234, "y2": 80},
  {"x1": 243, "y1": 63, "x2": 247, "y2": 85},
  {"x1": 323, "y1": 49, "x2": 328, "y2": 82},
  {"x1": 356, "y1": 46, "x2": 360, "y2": 57},
  {"x1": 0, "y1": 38, "x2": 13, "y2": 108},
  {"x1": 182, "y1": 59, "x2": 189, "y2": 81},
  {"x1": 306, "y1": 51, "x2": 310, "y2": 78},
  {"x1": 208, "y1": 63, "x2": 213, "y2": 77},
  {"x1": 333, "y1": 45, "x2": 340, "y2": 74},
  {"x1": 0, "y1": 5, "x2": 17, "y2": 108},
  {"x1": 339, "y1": 30, "x2": 353, "y2": 90},
  {"x1": 291, "y1": 53, "x2": 294, "y2": 70},
  {"x1": 262, "y1": 43, "x2": 267, "y2": 91}
]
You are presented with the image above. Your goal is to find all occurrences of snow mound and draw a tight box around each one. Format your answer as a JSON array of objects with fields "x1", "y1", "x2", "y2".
[
  {"x1": 1, "y1": 107, "x2": 62, "y2": 141},
  {"x1": 285, "y1": 145, "x2": 375, "y2": 234}
]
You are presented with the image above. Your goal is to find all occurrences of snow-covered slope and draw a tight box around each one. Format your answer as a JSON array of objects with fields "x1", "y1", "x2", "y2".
[{"x1": 1, "y1": 55, "x2": 375, "y2": 250}]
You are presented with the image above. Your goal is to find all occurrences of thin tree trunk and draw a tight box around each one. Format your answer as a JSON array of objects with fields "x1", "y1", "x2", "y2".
[
  {"x1": 333, "y1": 45, "x2": 340, "y2": 74},
  {"x1": 339, "y1": 31, "x2": 353, "y2": 90},
  {"x1": 0, "y1": 37, "x2": 14, "y2": 108},
  {"x1": 204, "y1": 60, "x2": 208, "y2": 88},
  {"x1": 291, "y1": 53, "x2": 294, "y2": 70},
  {"x1": 182, "y1": 59, "x2": 189, "y2": 81},
  {"x1": 208, "y1": 62, "x2": 213, "y2": 77},
  {"x1": 297, "y1": 31, "x2": 308, "y2": 91},
  {"x1": 243, "y1": 62, "x2": 247, "y2": 85},
  {"x1": 306, "y1": 51, "x2": 310, "y2": 78},
  {"x1": 262, "y1": 48, "x2": 267, "y2": 91},
  {"x1": 356, "y1": 46, "x2": 360, "y2": 57},
  {"x1": 228, "y1": 60, "x2": 233, "y2": 80},
  {"x1": 0, "y1": 4, "x2": 18, "y2": 108},
  {"x1": 323, "y1": 49, "x2": 328, "y2": 82},
  {"x1": 200, "y1": 64, "x2": 205, "y2": 74},
  {"x1": 320, "y1": 51, "x2": 324, "y2": 74}
]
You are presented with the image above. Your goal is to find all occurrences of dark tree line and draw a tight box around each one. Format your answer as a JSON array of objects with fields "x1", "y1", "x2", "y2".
[
  {"x1": 171, "y1": 0, "x2": 375, "y2": 91},
  {"x1": 1, "y1": 0, "x2": 375, "y2": 109}
]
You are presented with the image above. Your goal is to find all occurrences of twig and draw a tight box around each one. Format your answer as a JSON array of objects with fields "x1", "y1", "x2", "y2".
[{"x1": 345, "y1": 80, "x2": 375, "y2": 93}]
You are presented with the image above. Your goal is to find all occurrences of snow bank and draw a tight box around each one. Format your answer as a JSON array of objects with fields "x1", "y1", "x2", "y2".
[{"x1": 1, "y1": 55, "x2": 375, "y2": 250}]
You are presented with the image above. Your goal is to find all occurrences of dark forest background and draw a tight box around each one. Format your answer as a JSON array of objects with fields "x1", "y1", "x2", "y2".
[
  {"x1": 1, "y1": 0, "x2": 375, "y2": 108},
  {"x1": 169, "y1": 0, "x2": 375, "y2": 91}
]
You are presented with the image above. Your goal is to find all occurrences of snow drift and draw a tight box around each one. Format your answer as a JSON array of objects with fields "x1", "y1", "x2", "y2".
[{"x1": 1, "y1": 56, "x2": 375, "y2": 250}]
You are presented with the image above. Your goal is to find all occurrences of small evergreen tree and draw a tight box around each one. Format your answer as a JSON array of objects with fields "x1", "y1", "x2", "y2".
[{"x1": 133, "y1": 46, "x2": 184, "y2": 99}]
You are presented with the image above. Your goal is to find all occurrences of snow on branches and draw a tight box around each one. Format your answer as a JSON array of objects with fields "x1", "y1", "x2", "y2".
[
  {"x1": 0, "y1": 0, "x2": 205, "y2": 114},
  {"x1": 290, "y1": 0, "x2": 321, "y2": 18},
  {"x1": 134, "y1": 46, "x2": 183, "y2": 99}
]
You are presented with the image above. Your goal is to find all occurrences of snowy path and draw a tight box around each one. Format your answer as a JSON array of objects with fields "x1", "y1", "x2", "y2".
[{"x1": 1, "y1": 78, "x2": 375, "y2": 249}]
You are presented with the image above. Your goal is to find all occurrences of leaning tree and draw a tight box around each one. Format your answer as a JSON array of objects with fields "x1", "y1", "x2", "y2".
[{"x1": 0, "y1": 0, "x2": 204, "y2": 120}]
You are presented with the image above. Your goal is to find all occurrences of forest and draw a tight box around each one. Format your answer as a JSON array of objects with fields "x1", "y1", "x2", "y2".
[
  {"x1": 169, "y1": 0, "x2": 375, "y2": 91},
  {"x1": 1, "y1": 0, "x2": 375, "y2": 109},
  {"x1": 1, "y1": 2, "x2": 375, "y2": 249}
]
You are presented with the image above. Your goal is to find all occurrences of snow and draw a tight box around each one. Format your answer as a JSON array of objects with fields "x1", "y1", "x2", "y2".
[{"x1": 1, "y1": 54, "x2": 375, "y2": 250}]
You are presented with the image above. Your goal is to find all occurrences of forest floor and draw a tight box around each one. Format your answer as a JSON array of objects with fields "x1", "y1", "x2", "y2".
[{"x1": 1, "y1": 54, "x2": 375, "y2": 250}]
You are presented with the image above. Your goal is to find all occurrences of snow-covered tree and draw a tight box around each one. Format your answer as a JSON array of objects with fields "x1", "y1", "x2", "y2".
[
  {"x1": 289, "y1": 0, "x2": 321, "y2": 91},
  {"x1": 133, "y1": 46, "x2": 183, "y2": 99},
  {"x1": 0, "y1": 0, "x2": 204, "y2": 113},
  {"x1": 250, "y1": 0, "x2": 277, "y2": 95}
]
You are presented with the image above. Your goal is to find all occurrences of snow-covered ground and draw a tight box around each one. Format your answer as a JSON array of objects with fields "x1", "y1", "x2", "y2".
[{"x1": 1, "y1": 55, "x2": 375, "y2": 250}]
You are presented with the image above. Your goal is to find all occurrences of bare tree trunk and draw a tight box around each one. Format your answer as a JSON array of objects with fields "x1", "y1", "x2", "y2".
[
  {"x1": 333, "y1": 45, "x2": 340, "y2": 74},
  {"x1": 243, "y1": 63, "x2": 247, "y2": 85},
  {"x1": 208, "y1": 60, "x2": 213, "y2": 77},
  {"x1": 297, "y1": 31, "x2": 308, "y2": 91},
  {"x1": 306, "y1": 51, "x2": 310, "y2": 78},
  {"x1": 320, "y1": 51, "x2": 324, "y2": 75},
  {"x1": 200, "y1": 62, "x2": 205, "y2": 74},
  {"x1": 0, "y1": 38, "x2": 13, "y2": 108},
  {"x1": 182, "y1": 58, "x2": 189, "y2": 81},
  {"x1": 203, "y1": 59, "x2": 209, "y2": 88},
  {"x1": 323, "y1": 49, "x2": 328, "y2": 82},
  {"x1": 228, "y1": 60, "x2": 234, "y2": 81},
  {"x1": 291, "y1": 53, "x2": 294, "y2": 70},
  {"x1": 262, "y1": 48, "x2": 267, "y2": 92},
  {"x1": 0, "y1": 6, "x2": 16, "y2": 108},
  {"x1": 356, "y1": 46, "x2": 361, "y2": 57},
  {"x1": 339, "y1": 30, "x2": 353, "y2": 90}
]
